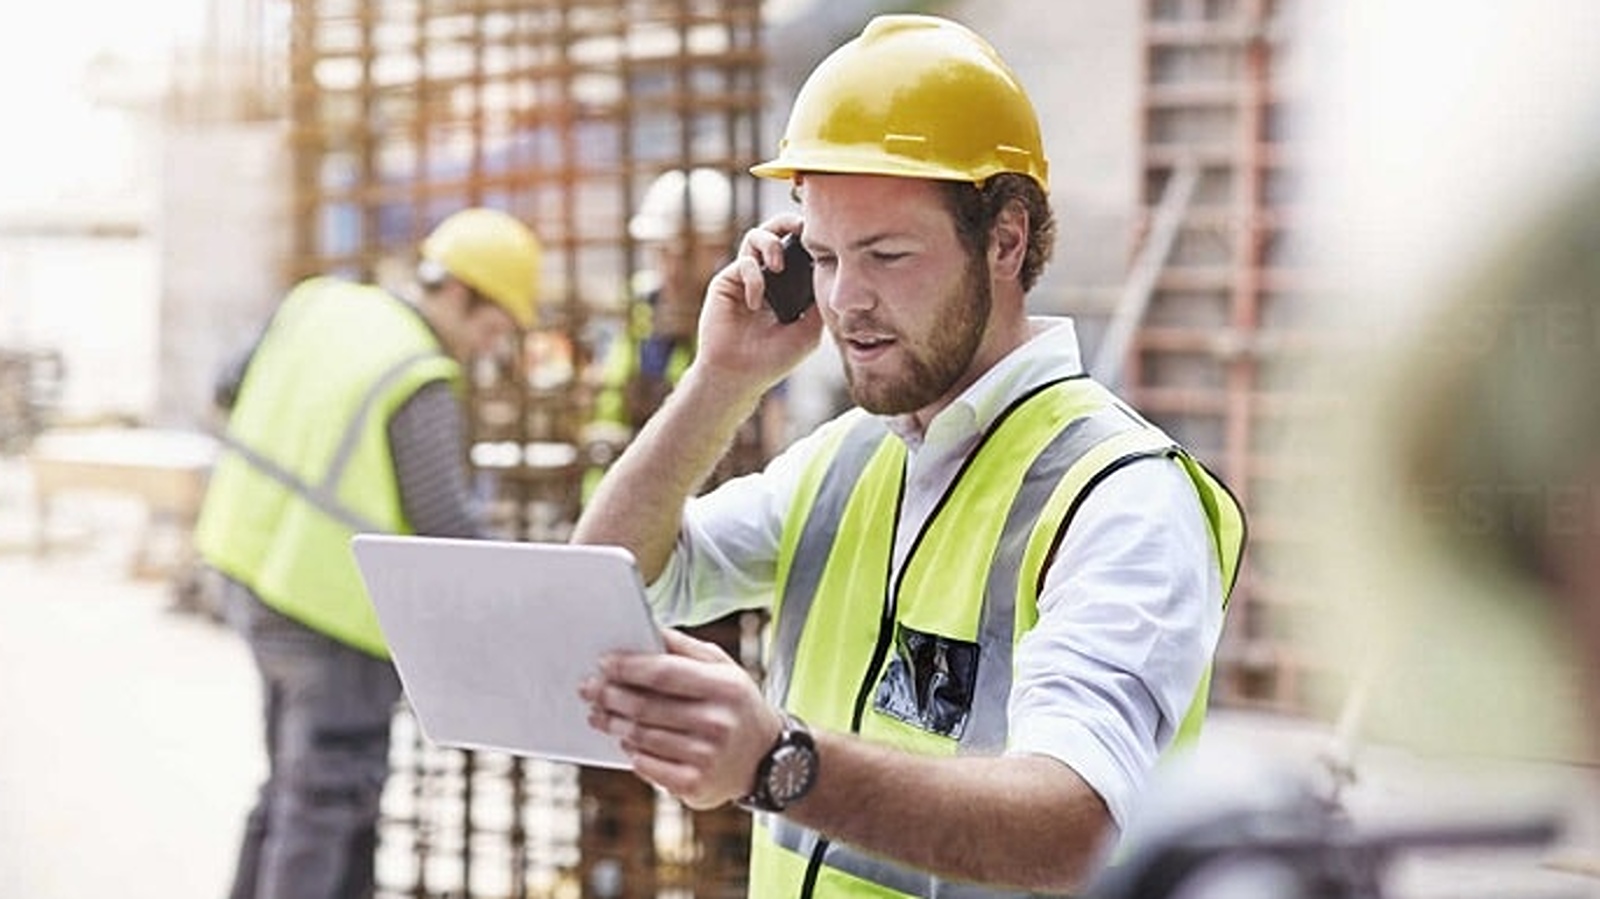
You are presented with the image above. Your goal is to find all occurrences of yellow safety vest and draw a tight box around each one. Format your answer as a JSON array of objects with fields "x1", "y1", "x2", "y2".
[
  {"x1": 194, "y1": 277, "x2": 461, "y2": 657},
  {"x1": 750, "y1": 377, "x2": 1246, "y2": 898},
  {"x1": 590, "y1": 321, "x2": 696, "y2": 429},
  {"x1": 584, "y1": 310, "x2": 696, "y2": 500}
]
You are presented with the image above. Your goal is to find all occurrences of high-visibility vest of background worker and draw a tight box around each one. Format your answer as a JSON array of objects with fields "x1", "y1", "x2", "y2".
[
  {"x1": 580, "y1": 167, "x2": 791, "y2": 500},
  {"x1": 194, "y1": 207, "x2": 541, "y2": 899}
]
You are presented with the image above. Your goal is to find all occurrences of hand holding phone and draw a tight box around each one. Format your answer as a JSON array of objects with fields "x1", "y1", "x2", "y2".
[{"x1": 762, "y1": 233, "x2": 815, "y2": 324}]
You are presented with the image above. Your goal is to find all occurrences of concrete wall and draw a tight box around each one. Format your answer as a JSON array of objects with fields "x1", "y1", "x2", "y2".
[
  {"x1": 0, "y1": 229, "x2": 159, "y2": 422},
  {"x1": 959, "y1": 1, "x2": 1143, "y2": 304},
  {"x1": 0, "y1": 115, "x2": 277, "y2": 431},
  {"x1": 156, "y1": 122, "x2": 290, "y2": 429},
  {"x1": 0, "y1": 101, "x2": 163, "y2": 425}
]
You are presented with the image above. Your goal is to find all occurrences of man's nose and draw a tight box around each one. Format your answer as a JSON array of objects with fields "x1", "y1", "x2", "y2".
[{"x1": 820, "y1": 262, "x2": 871, "y2": 316}]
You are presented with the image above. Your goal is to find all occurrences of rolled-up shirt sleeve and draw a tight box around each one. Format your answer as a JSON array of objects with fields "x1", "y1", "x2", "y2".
[
  {"x1": 1006, "y1": 455, "x2": 1225, "y2": 831},
  {"x1": 644, "y1": 414, "x2": 856, "y2": 628}
]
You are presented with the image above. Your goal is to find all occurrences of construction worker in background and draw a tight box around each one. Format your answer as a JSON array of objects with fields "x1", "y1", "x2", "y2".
[
  {"x1": 575, "y1": 14, "x2": 1245, "y2": 898},
  {"x1": 583, "y1": 167, "x2": 789, "y2": 498},
  {"x1": 195, "y1": 208, "x2": 541, "y2": 899},
  {"x1": 582, "y1": 168, "x2": 733, "y2": 490},
  {"x1": 579, "y1": 167, "x2": 771, "y2": 897}
]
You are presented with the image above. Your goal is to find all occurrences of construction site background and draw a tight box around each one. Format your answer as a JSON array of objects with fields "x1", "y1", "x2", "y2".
[{"x1": 2, "y1": 1, "x2": 1598, "y2": 897}]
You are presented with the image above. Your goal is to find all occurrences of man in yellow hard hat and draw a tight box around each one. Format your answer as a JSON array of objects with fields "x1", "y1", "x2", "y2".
[
  {"x1": 574, "y1": 15, "x2": 1244, "y2": 897},
  {"x1": 196, "y1": 207, "x2": 540, "y2": 899}
]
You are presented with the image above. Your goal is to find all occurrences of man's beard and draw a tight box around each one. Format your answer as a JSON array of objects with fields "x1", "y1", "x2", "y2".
[{"x1": 840, "y1": 252, "x2": 992, "y2": 416}]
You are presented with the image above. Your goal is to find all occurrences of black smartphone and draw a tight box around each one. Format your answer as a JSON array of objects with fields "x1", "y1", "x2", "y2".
[{"x1": 763, "y1": 232, "x2": 815, "y2": 324}]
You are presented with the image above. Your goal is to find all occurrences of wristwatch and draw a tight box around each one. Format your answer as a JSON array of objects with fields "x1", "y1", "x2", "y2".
[{"x1": 739, "y1": 712, "x2": 818, "y2": 813}]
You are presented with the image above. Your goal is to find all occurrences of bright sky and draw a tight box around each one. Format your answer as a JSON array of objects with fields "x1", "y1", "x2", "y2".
[{"x1": 0, "y1": 0, "x2": 206, "y2": 211}]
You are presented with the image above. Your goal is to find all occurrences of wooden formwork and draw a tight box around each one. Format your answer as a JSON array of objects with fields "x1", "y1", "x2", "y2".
[
  {"x1": 1130, "y1": 0, "x2": 1316, "y2": 713},
  {"x1": 281, "y1": 0, "x2": 770, "y2": 532},
  {"x1": 276, "y1": 1, "x2": 770, "y2": 896}
]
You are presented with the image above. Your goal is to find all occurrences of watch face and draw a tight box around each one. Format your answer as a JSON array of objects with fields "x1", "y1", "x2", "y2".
[{"x1": 767, "y1": 743, "x2": 817, "y2": 804}]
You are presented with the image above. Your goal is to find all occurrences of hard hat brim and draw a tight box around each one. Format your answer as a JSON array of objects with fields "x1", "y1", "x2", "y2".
[{"x1": 751, "y1": 143, "x2": 1047, "y2": 189}]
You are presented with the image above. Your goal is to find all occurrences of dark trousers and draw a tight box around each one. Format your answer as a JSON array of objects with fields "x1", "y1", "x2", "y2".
[{"x1": 224, "y1": 579, "x2": 401, "y2": 899}]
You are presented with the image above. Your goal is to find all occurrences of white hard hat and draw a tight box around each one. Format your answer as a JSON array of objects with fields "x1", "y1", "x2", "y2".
[{"x1": 628, "y1": 168, "x2": 735, "y2": 241}]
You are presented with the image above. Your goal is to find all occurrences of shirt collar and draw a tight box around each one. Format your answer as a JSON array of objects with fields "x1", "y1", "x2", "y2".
[{"x1": 883, "y1": 316, "x2": 1085, "y2": 448}]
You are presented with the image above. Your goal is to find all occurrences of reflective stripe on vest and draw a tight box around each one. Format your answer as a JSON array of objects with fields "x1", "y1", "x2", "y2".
[
  {"x1": 217, "y1": 348, "x2": 440, "y2": 534},
  {"x1": 752, "y1": 377, "x2": 1245, "y2": 899}
]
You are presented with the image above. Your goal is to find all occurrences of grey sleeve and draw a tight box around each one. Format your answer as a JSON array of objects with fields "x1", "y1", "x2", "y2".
[{"x1": 387, "y1": 379, "x2": 485, "y2": 538}]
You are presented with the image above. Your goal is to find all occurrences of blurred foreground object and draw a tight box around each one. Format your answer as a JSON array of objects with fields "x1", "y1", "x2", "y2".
[
  {"x1": 1275, "y1": 2, "x2": 1600, "y2": 894},
  {"x1": 1086, "y1": 742, "x2": 1565, "y2": 899}
]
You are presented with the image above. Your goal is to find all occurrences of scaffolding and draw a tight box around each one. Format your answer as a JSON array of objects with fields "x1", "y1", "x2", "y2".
[
  {"x1": 1127, "y1": 0, "x2": 1314, "y2": 712},
  {"x1": 264, "y1": 1, "x2": 769, "y2": 895}
]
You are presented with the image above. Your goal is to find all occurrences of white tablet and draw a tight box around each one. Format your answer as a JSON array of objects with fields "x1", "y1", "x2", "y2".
[{"x1": 351, "y1": 534, "x2": 663, "y2": 769}]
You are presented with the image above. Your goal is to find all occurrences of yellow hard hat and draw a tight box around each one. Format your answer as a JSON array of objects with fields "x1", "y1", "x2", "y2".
[
  {"x1": 750, "y1": 15, "x2": 1049, "y2": 190},
  {"x1": 420, "y1": 208, "x2": 542, "y2": 328}
]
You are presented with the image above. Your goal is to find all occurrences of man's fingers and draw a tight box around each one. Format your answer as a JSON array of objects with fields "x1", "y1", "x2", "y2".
[
  {"x1": 662, "y1": 626, "x2": 735, "y2": 662},
  {"x1": 737, "y1": 256, "x2": 769, "y2": 313},
  {"x1": 627, "y1": 753, "x2": 725, "y2": 809},
  {"x1": 616, "y1": 716, "x2": 718, "y2": 768},
  {"x1": 599, "y1": 632, "x2": 735, "y2": 695},
  {"x1": 740, "y1": 215, "x2": 802, "y2": 269}
]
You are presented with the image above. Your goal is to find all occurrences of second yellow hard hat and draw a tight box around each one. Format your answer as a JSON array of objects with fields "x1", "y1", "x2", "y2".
[{"x1": 421, "y1": 208, "x2": 542, "y2": 329}]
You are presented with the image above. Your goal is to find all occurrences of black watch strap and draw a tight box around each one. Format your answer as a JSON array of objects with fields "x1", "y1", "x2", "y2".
[{"x1": 738, "y1": 712, "x2": 818, "y2": 813}]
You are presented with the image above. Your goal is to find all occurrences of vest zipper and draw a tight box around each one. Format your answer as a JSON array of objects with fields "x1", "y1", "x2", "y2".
[{"x1": 799, "y1": 466, "x2": 908, "y2": 898}]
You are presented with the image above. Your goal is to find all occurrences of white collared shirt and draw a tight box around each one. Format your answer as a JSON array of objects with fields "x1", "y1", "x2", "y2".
[{"x1": 647, "y1": 317, "x2": 1225, "y2": 829}]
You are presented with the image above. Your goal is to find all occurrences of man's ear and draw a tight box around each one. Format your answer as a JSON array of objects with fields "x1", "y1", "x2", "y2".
[
  {"x1": 435, "y1": 278, "x2": 478, "y2": 317},
  {"x1": 990, "y1": 198, "x2": 1029, "y2": 281}
]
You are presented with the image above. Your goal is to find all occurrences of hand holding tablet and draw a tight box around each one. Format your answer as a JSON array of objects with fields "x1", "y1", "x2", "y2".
[{"x1": 352, "y1": 535, "x2": 663, "y2": 769}]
